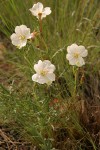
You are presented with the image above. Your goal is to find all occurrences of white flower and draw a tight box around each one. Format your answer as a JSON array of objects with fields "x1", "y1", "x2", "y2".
[
  {"x1": 10, "y1": 25, "x2": 31, "y2": 49},
  {"x1": 32, "y1": 60, "x2": 55, "y2": 85},
  {"x1": 66, "y1": 44, "x2": 88, "y2": 67},
  {"x1": 29, "y1": 2, "x2": 51, "y2": 19}
]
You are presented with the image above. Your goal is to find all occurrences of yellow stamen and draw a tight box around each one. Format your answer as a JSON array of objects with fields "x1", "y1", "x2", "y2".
[
  {"x1": 74, "y1": 53, "x2": 79, "y2": 58},
  {"x1": 19, "y1": 35, "x2": 25, "y2": 40},
  {"x1": 40, "y1": 70, "x2": 48, "y2": 76}
]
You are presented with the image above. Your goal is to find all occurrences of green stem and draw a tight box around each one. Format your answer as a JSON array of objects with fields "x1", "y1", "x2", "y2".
[
  {"x1": 39, "y1": 15, "x2": 42, "y2": 37},
  {"x1": 41, "y1": 37, "x2": 48, "y2": 52},
  {"x1": 38, "y1": 14, "x2": 48, "y2": 54},
  {"x1": 73, "y1": 66, "x2": 78, "y2": 96},
  {"x1": 74, "y1": 69, "x2": 77, "y2": 95}
]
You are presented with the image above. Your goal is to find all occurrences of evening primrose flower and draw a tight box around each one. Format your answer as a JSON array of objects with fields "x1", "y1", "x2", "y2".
[
  {"x1": 32, "y1": 60, "x2": 55, "y2": 85},
  {"x1": 10, "y1": 25, "x2": 31, "y2": 49},
  {"x1": 29, "y1": 2, "x2": 51, "y2": 19},
  {"x1": 66, "y1": 44, "x2": 88, "y2": 67}
]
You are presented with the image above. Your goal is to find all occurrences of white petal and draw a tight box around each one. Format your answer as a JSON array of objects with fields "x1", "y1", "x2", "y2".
[
  {"x1": 41, "y1": 13, "x2": 46, "y2": 19},
  {"x1": 37, "y1": 76, "x2": 49, "y2": 84},
  {"x1": 75, "y1": 57, "x2": 85, "y2": 67},
  {"x1": 15, "y1": 25, "x2": 27, "y2": 35},
  {"x1": 69, "y1": 58, "x2": 78, "y2": 65},
  {"x1": 48, "y1": 64, "x2": 56, "y2": 73},
  {"x1": 78, "y1": 46, "x2": 88, "y2": 57},
  {"x1": 20, "y1": 25, "x2": 31, "y2": 39},
  {"x1": 15, "y1": 26, "x2": 21, "y2": 35},
  {"x1": 42, "y1": 60, "x2": 51, "y2": 69},
  {"x1": 29, "y1": 6, "x2": 39, "y2": 17},
  {"x1": 34, "y1": 60, "x2": 43, "y2": 73},
  {"x1": 29, "y1": 2, "x2": 43, "y2": 16},
  {"x1": 43, "y1": 60, "x2": 51, "y2": 65},
  {"x1": 43, "y1": 60, "x2": 55, "y2": 73},
  {"x1": 32, "y1": 74, "x2": 49, "y2": 84},
  {"x1": 46, "y1": 73, "x2": 55, "y2": 82},
  {"x1": 38, "y1": 60, "x2": 43, "y2": 64},
  {"x1": 43, "y1": 7, "x2": 51, "y2": 15},
  {"x1": 15, "y1": 25, "x2": 31, "y2": 39},
  {"x1": 66, "y1": 54, "x2": 74, "y2": 61},
  {"x1": 24, "y1": 30, "x2": 31, "y2": 39},
  {"x1": 37, "y1": 60, "x2": 44, "y2": 69},
  {"x1": 34, "y1": 64, "x2": 42, "y2": 73},
  {"x1": 34, "y1": 60, "x2": 55, "y2": 75},
  {"x1": 34, "y1": 64, "x2": 40, "y2": 73},
  {"x1": 19, "y1": 39, "x2": 27, "y2": 47},
  {"x1": 32, "y1": 74, "x2": 39, "y2": 82},
  {"x1": 20, "y1": 25, "x2": 28, "y2": 30},
  {"x1": 10, "y1": 33, "x2": 21, "y2": 46},
  {"x1": 35, "y1": 2, "x2": 43, "y2": 12},
  {"x1": 10, "y1": 33, "x2": 18, "y2": 42},
  {"x1": 67, "y1": 44, "x2": 78, "y2": 54}
]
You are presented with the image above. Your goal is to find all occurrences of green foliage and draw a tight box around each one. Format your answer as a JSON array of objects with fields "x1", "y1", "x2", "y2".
[{"x1": 0, "y1": 0, "x2": 100, "y2": 149}]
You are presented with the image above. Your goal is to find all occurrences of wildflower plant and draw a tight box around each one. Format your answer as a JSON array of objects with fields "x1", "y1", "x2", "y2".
[
  {"x1": 0, "y1": 0, "x2": 100, "y2": 150},
  {"x1": 10, "y1": 2, "x2": 88, "y2": 88},
  {"x1": 32, "y1": 60, "x2": 55, "y2": 85},
  {"x1": 29, "y1": 2, "x2": 51, "y2": 20},
  {"x1": 66, "y1": 44, "x2": 88, "y2": 67},
  {"x1": 10, "y1": 25, "x2": 32, "y2": 49}
]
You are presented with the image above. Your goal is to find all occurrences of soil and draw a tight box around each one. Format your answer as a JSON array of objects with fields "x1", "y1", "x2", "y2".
[{"x1": 0, "y1": 123, "x2": 37, "y2": 150}]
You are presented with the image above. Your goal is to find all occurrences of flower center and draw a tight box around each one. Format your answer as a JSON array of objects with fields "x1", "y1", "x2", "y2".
[
  {"x1": 74, "y1": 53, "x2": 79, "y2": 58},
  {"x1": 38, "y1": 12, "x2": 42, "y2": 16},
  {"x1": 38, "y1": 13, "x2": 42, "y2": 19},
  {"x1": 40, "y1": 70, "x2": 48, "y2": 76},
  {"x1": 19, "y1": 35, "x2": 26, "y2": 40}
]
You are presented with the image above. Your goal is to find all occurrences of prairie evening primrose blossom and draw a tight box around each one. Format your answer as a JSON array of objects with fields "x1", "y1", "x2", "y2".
[
  {"x1": 10, "y1": 25, "x2": 31, "y2": 49},
  {"x1": 29, "y1": 2, "x2": 51, "y2": 19},
  {"x1": 66, "y1": 44, "x2": 88, "y2": 67},
  {"x1": 32, "y1": 60, "x2": 55, "y2": 85}
]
